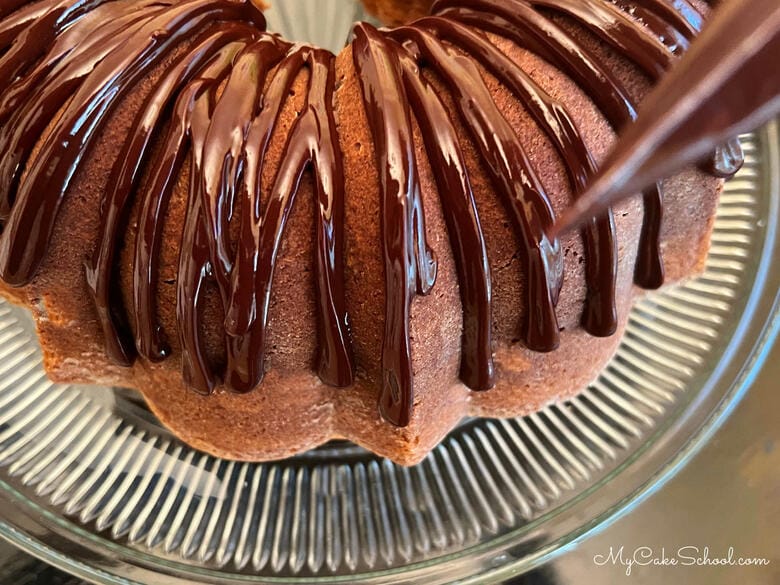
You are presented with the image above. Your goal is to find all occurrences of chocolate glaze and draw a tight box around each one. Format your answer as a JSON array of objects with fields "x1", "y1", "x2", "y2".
[
  {"x1": 352, "y1": 25, "x2": 439, "y2": 426},
  {"x1": 556, "y1": 0, "x2": 776, "y2": 232},
  {"x1": 415, "y1": 15, "x2": 618, "y2": 336},
  {"x1": 702, "y1": 138, "x2": 745, "y2": 179},
  {"x1": 0, "y1": 0, "x2": 353, "y2": 394},
  {"x1": 433, "y1": 0, "x2": 708, "y2": 291},
  {"x1": 391, "y1": 25, "x2": 565, "y2": 345},
  {"x1": 398, "y1": 49, "x2": 495, "y2": 392},
  {"x1": 87, "y1": 29, "x2": 258, "y2": 367},
  {"x1": 221, "y1": 44, "x2": 354, "y2": 392},
  {"x1": 0, "y1": 0, "x2": 738, "y2": 427}
]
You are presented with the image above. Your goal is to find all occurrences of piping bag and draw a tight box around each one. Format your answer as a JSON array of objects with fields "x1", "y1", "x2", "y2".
[{"x1": 553, "y1": 0, "x2": 780, "y2": 237}]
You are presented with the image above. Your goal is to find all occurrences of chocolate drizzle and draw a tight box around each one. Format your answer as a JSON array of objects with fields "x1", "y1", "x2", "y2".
[
  {"x1": 0, "y1": 0, "x2": 354, "y2": 396},
  {"x1": 221, "y1": 44, "x2": 354, "y2": 392},
  {"x1": 87, "y1": 29, "x2": 257, "y2": 366},
  {"x1": 414, "y1": 15, "x2": 617, "y2": 336},
  {"x1": 433, "y1": 0, "x2": 707, "y2": 290},
  {"x1": 352, "y1": 26, "x2": 440, "y2": 426},
  {"x1": 0, "y1": 0, "x2": 740, "y2": 427}
]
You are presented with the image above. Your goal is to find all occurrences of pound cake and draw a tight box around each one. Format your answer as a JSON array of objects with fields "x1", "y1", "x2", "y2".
[{"x1": 0, "y1": 0, "x2": 739, "y2": 464}]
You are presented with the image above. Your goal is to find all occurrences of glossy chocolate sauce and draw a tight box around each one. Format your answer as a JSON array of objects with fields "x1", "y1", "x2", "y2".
[
  {"x1": 0, "y1": 0, "x2": 738, "y2": 426},
  {"x1": 0, "y1": 0, "x2": 353, "y2": 397},
  {"x1": 556, "y1": 0, "x2": 777, "y2": 231}
]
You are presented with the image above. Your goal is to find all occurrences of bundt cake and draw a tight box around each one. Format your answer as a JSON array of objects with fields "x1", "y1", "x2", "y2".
[{"x1": 0, "y1": 0, "x2": 740, "y2": 464}]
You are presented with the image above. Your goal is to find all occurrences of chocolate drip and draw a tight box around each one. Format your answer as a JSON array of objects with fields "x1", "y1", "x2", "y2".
[
  {"x1": 526, "y1": 0, "x2": 673, "y2": 77},
  {"x1": 0, "y1": 0, "x2": 169, "y2": 221},
  {"x1": 178, "y1": 81, "x2": 221, "y2": 392},
  {"x1": 201, "y1": 37, "x2": 288, "y2": 300},
  {"x1": 435, "y1": 0, "x2": 677, "y2": 291},
  {"x1": 554, "y1": 0, "x2": 774, "y2": 234},
  {"x1": 0, "y1": 1, "x2": 166, "y2": 127},
  {"x1": 131, "y1": 41, "x2": 250, "y2": 364},
  {"x1": 433, "y1": 0, "x2": 637, "y2": 127},
  {"x1": 133, "y1": 37, "x2": 356, "y2": 393},
  {"x1": 395, "y1": 23, "x2": 565, "y2": 420},
  {"x1": 398, "y1": 51, "x2": 495, "y2": 393},
  {"x1": 514, "y1": 0, "x2": 673, "y2": 289},
  {"x1": 0, "y1": 0, "x2": 267, "y2": 284},
  {"x1": 0, "y1": 0, "x2": 354, "y2": 397},
  {"x1": 222, "y1": 45, "x2": 315, "y2": 342},
  {"x1": 86, "y1": 29, "x2": 256, "y2": 366},
  {"x1": 193, "y1": 36, "x2": 292, "y2": 392},
  {"x1": 352, "y1": 25, "x2": 438, "y2": 426},
  {"x1": 529, "y1": 0, "x2": 679, "y2": 288},
  {"x1": 394, "y1": 26, "x2": 564, "y2": 345},
  {"x1": 702, "y1": 138, "x2": 745, "y2": 179},
  {"x1": 222, "y1": 45, "x2": 354, "y2": 392},
  {"x1": 0, "y1": 0, "x2": 737, "y2": 427},
  {"x1": 303, "y1": 51, "x2": 356, "y2": 389},
  {"x1": 417, "y1": 16, "x2": 618, "y2": 336},
  {"x1": 0, "y1": 0, "x2": 124, "y2": 49}
]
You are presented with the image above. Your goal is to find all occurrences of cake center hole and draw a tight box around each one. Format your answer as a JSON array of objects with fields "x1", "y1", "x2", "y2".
[{"x1": 263, "y1": 0, "x2": 376, "y2": 53}]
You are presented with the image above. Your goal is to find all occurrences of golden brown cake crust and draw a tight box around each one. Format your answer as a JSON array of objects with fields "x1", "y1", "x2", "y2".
[{"x1": 0, "y1": 0, "x2": 721, "y2": 464}]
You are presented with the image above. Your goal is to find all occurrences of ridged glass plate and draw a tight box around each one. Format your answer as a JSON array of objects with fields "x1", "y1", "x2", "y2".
[{"x1": 0, "y1": 3, "x2": 778, "y2": 583}]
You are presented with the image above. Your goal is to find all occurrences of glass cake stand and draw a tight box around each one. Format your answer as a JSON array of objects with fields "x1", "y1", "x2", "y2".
[{"x1": 0, "y1": 3, "x2": 778, "y2": 583}]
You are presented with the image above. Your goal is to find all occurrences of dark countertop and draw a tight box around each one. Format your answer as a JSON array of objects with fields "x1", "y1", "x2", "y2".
[{"x1": 1, "y1": 340, "x2": 777, "y2": 585}]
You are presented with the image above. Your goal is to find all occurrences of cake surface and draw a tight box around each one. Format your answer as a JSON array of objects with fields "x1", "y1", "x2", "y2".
[{"x1": 0, "y1": 0, "x2": 737, "y2": 463}]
